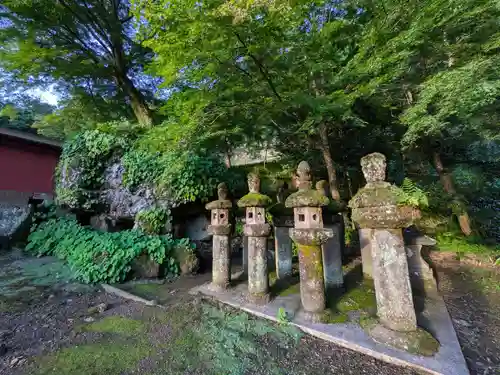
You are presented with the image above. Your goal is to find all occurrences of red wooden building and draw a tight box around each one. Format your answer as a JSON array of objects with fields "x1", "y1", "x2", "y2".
[{"x1": 0, "y1": 128, "x2": 61, "y2": 198}]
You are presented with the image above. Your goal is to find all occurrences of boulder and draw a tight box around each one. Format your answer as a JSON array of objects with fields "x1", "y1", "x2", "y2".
[
  {"x1": 174, "y1": 244, "x2": 199, "y2": 275},
  {"x1": 130, "y1": 254, "x2": 160, "y2": 279}
]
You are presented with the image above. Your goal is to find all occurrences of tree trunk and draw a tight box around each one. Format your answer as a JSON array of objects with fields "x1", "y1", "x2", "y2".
[
  {"x1": 318, "y1": 122, "x2": 341, "y2": 201},
  {"x1": 116, "y1": 74, "x2": 154, "y2": 127},
  {"x1": 110, "y1": 26, "x2": 154, "y2": 128},
  {"x1": 432, "y1": 151, "x2": 472, "y2": 236}
]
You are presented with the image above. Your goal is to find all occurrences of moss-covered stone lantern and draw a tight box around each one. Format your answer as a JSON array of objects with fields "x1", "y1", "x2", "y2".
[
  {"x1": 285, "y1": 161, "x2": 332, "y2": 320},
  {"x1": 349, "y1": 153, "x2": 418, "y2": 332},
  {"x1": 238, "y1": 173, "x2": 272, "y2": 304},
  {"x1": 206, "y1": 182, "x2": 233, "y2": 291}
]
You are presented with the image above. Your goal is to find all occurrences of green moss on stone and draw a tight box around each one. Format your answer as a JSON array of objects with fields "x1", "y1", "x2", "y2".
[
  {"x1": 278, "y1": 283, "x2": 301, "y2": 296},
  {"x1": 405, "y1": 329, "x2": 440, "y2": 356},
  {"x1": 321, "y1": 310, "x2": 349, "y2": 324},
  {"x1": 348, "y1": 183, "x2": 400, "y2": 209},
  {"x1": 333, "y1": 280, "x2": 377, "y2": 314},
  {"x1": 358, "y1": 315, "x2": 379, "y2": 330},
  {"x1": 205, "y1": 199, "x2": 232, "y2": 210},
  {"x1": 237, "y1": 192, "x2": 272, "y2": 207},
  {"x1": 298, "y1": 244, "x2": 324, "y2": 280},
  {"x1": 285, "y1": 189, "x2": 329, "y2": 208}
]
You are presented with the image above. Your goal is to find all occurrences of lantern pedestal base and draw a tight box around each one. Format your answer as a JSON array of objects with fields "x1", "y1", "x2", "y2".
[{"x1": 191, "y1": 277, "x2": 468, "y2": 375}]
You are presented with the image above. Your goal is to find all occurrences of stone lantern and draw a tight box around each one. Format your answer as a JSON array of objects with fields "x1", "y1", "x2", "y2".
[
  {"x1": 271, "y1": 181, "x2": 294, "y2": 279},
  {"x1": 316, "y1": 180, "x2": 344, "y2": 291},
  {"x1": 237, "y1": 173, "x2": 272, "y2": 304},
  {"x1": 206, "y1": 183, "x2": 233, "y2": 291},
  {"x1": 349, "y1": 153, "x2": 418, "y2": 332},
  {"x1": 285, "y1": 161, "x2": 332, "y2": 320}
]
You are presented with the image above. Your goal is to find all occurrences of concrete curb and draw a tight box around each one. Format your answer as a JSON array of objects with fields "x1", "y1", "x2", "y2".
[
  {"x1": 101, "y1": 283, "x2": 162, "y2": 308},
  {"x1": 191, "y1": 281, "x2": 470, "y2": 375}
]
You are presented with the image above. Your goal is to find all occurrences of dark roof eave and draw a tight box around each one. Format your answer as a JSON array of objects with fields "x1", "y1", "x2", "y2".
[{"x1": 0, "y1": 128, "x2": 62, "y2": 148}]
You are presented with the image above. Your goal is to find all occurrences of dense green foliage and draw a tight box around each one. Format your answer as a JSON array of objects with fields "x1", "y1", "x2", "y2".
[
  {"x1": 135, "y1": 207, "x2": 171, "y2": 234},
  {"x1": 1, "y1": 0, "x2": 499, "y2": 253},
  {"x1": 56, "y1": 125, "x2": 233, "y2": 210},
  {"x1": 26, "y1": 217, "x2": 182, "y2": 283},
  {"x1": 0, "y1": 0, "x2": 156, "y2": 129}
]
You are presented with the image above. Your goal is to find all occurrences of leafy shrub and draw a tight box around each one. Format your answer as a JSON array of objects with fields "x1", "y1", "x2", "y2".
[
  {"x1": 26, "y1": 218, "x2": 185, "y2": 283},
  {"x1": 121, "y1": 149, "x2": 164, "y2": 191},
  {"x1": 135, "y1": 207, "x2": 172, "y2": 234},
  {"x1": 158, "y1": 151, "x2": 228, "y2": 203}
]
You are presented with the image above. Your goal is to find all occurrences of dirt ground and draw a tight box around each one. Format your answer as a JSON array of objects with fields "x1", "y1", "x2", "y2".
[
  {"x1": 430, "y1": 252, "x2": 500, "y2": 375},
  {"x1": 0, "y1": 249, "x2": 498, "y2": 375}
]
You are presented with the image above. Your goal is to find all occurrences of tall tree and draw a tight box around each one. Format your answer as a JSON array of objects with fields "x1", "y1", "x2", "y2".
[
  {"x1": 0, "y1": 0, "x2": 155, "y2": 127},
  {"x1": 134, "y1": 0, "x2": 369, "y2": 200},
  {"x1": 350, "y1": 0, "x2": 500, "y2": 234}
]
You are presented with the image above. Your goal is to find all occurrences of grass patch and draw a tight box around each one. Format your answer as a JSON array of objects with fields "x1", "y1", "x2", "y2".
[
  {"x1": 436, "y1": 232, "x2": 500, "y2": 264},
  {"x1": 468, "y1": 268, "x2": 500, "y2": 292},
  {"x1": 82, "y1": 316, "x2": 148, "y2": 336},
  {"x1": 157, "y1": 302, "x2": 303, "y2": 375},
  {"x1": 29, "y1": 300, "x2": 309, "y2": 375},
  {"x1": 32, "y1": 341, "x2": 152, "y2": 375}
]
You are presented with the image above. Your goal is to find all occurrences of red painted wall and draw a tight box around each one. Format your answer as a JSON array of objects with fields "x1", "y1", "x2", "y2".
[{"x1": 0, "y1": 137, "x2": 60, "y2": 195}]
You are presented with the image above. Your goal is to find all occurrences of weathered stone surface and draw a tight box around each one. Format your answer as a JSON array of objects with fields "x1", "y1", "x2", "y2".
[
  {"x1": 103, "y1": 161, "x2": 172, "y2": 219},
  {"x1": 287, "y1": 161, "x2": 332, "y2": 318},
  {"x1": 238, "y1": 173, "x2": 272, "y2": 303},
  {"x1": 89, "y1": 214, "x2": 110, "y2": 232},
  {"x1": 243, "y1": 223, "x2": 271, "y2": 237},
  {"x1": 296, "y1": 243, "x2": 326, "y2": 314},
  {"x1": 359, "y1": 228, "x2": 373, "y2": 278},
  {"x1": 289, "y1": 228, "x2": 332, "y2": 246},
  {"x1": 371, "y1": 229, "x2": 417, "y2": 332},
  {"x1": 247, "y1": 236, "x2": 270, "y2": 304},
  {"x1": 285, "y1": 162, "x2": 329, "y2": 208},
  {"x1": 274, "y1": 226, "x2": 293, "y2": 279},
  {"x1": 360, "y1": 152, "x2": 387, "y2": 185},
  {"x1": 0, "y1": 203, "x2": 32, "y2": 250},
  {"x1": 349, "y1": 153, "x2": 419, "y2": 334},
  {"x1": 207, "y1": 224, "x2": 232, "y2": 236},
  {"x1": 0, "y1": 204, "x2": 31, "y2": 237},
  {"x1": 322, "y1": 223, "x2": 343, "y2": 291},
  {"x1": 366, "y1": 323, "x2": 439, "y2": 357},
  {"x1": 212, "y1": 234, "x2": 231, "y2": 289},
  {"x1": 242, "y1": 235, "x2": 248, "y2": 274},
  {"x1": 58, "y1": 159, "x2": 174, "y2": 219},
  {"x1": 205, "y1": 183, "x2": 232, "y2": 210},
  {"x1": 185, "y1": 214, "x2": 211, "y2": 241},
  {"x1": 174, "y1": 244, "x2": 200, "y2": 275},
  {"x1": 130, "y1": 254, "x2": 160, "y2": 279},
  {"x1": 404, "y1": 227, "x2": 437, "y2": 294},
  {"x1": 207, "y1": 183, "x2": 233, "y2": 290}
]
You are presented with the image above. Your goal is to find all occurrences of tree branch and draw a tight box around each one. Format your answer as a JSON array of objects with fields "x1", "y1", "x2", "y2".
[{"x1": 233, "y1": 31, "x2": 282, "y2": 102}]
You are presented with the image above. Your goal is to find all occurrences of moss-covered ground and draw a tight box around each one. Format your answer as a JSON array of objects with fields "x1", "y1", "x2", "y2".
[{"x1": 27, "y1": 302, "x2": 304, "y2": 375}]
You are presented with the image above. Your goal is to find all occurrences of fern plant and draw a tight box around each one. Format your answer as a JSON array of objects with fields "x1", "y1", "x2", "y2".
[{"x1": 396, "y1": 178, "x2": 429, "y2": 208}]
